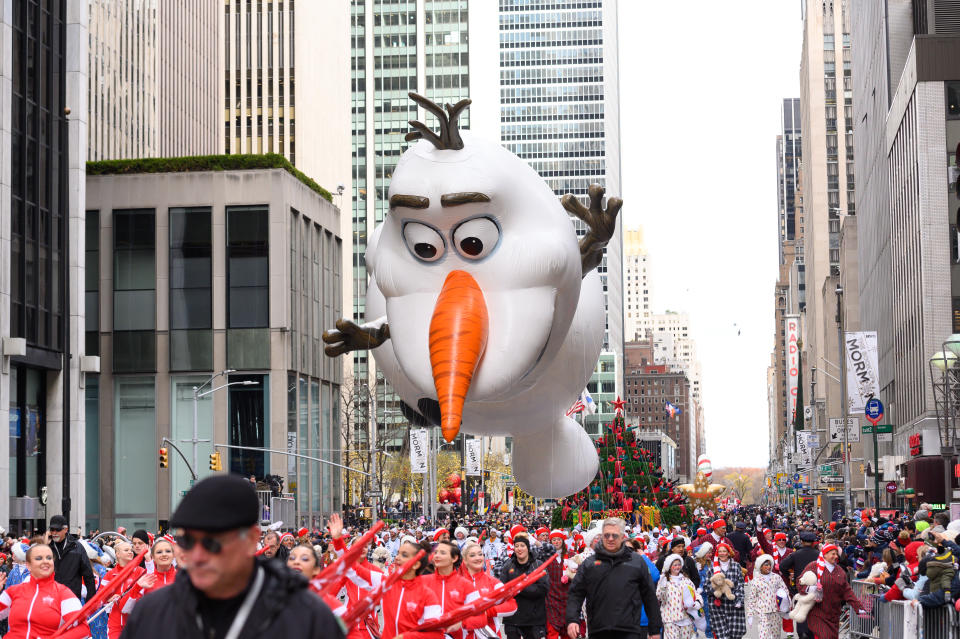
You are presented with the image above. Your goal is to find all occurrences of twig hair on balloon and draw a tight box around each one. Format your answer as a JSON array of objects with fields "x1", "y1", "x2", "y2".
[{"x1": 405, "y1": 92, "x2": 471, "y2": 150}]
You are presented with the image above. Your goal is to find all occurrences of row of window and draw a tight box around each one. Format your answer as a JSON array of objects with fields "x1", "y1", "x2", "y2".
[{"x1": 86, "y1": 207, "x2": 269, "y2": 373}]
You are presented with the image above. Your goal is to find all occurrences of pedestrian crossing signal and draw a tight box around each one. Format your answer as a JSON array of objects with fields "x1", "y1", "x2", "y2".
[
  {"x1": 209, "y1": 451, "x2": 223, "y2": 471},
  {"x1": 159, "y1": 447, "x2": 169, "y2": 469}
]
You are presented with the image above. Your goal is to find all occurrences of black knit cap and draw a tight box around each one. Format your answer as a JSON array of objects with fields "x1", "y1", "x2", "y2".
[{"x1": 170, "y1": 474, "x2": 260, "y2": 532}]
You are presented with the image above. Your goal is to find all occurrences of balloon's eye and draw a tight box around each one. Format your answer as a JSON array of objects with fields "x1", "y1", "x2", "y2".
[
  {"x1": 453, "y1": 218, "x2": 500, "y2": 260},
  {"x1": 402, "y1": 222, "x2": 445, "y2": 263}
]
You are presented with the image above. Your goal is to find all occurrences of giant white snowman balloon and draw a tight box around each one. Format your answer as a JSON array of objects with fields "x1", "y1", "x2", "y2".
[{"x1": 323, "y1": 94, "x2": 621, "y2": 497}]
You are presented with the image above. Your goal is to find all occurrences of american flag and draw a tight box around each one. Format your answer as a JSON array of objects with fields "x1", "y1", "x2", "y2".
[
  {"x1": 665, "y1": 401, "x2": 682, "y2": 418},
  {"x1": 565, "y1": 397, "x2": 586, "y2": 416}
]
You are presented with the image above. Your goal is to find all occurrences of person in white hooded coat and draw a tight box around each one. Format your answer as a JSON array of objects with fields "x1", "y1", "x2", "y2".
[
  {"x1": 656, "y1": 553, "x2": 703, "y2": 639},
  {"x1": 747, "y1": 554, "x2": 790, "y2": 639}
]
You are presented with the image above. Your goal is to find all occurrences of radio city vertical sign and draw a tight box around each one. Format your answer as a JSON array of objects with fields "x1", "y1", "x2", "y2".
[
  {"x1": 785, "y1": 315, "x2": 801, "y2": 426},
  {"x1": 844, "y1": 331, "x2": 880, "y2": 413}
]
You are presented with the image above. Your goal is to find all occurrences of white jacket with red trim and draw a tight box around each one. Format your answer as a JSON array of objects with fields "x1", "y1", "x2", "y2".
[
  {"x1": 0, "y1": 573, "x2": 91, "y2": 639},
  {"x1": 461, "y1": 567, "x2": 518, "y2": 639}
]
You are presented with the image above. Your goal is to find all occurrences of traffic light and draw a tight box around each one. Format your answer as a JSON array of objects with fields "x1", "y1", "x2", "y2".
[
  {"x1": 158, "y1": 447, "x2": 169, "y2": 469},
  {"x1": 209, "y1": 451, "x2": 223, "y2": 471}
]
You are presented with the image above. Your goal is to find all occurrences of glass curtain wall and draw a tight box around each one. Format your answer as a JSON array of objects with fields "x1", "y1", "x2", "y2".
[
  {"x1": 113, "y1": 209, "x2": 156, "y2": 372},
  {"x1": 114, "y1": 377, "x2": 156, "y2": 530},
  {"x1": 169, "y1": 207, "x2": 212, "y2": 371},
  {"x1": 229, "y1": 374, "x2": 267, "y2": 479},
  {"x1": 170, "y1": 377, "x2": 214, "y2": 505},
  {"x1": 227, "y1": 206, "x2": 270, "y2": 370}
]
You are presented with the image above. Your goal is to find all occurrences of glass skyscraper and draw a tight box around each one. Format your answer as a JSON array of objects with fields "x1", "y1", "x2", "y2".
[
  {"x1": 497, "y1": 0, "x2": 623, "y2": 418},
  {"x1": 350, "y1": 0, "x2": 470, "y2": 439}
]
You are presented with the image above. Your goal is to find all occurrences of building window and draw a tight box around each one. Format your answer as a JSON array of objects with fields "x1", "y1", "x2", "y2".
[
  {"x1": 10, "y1": 0, "x2": 67, "y2": 353},
  {"x1": 947, "y1": 82, "x2": 960, "y2": 119},
  {"x1": 227, "y1": 206, "x2": 270, "y2": 369},
  {"x1": 86, "y1": 211, "x2": 100, "y2": 356},
  {"x1": 229, "y1": 373, "x2": 267, "y2": 478},
  {"x1": 113, "y1": 209, "x2": 156, "y2": 372},
  {"x1": 170, "y1": 207, "x2": 212, "y2": 371},
  {"x1": 114, "y1": 378, "x2": 157, "y2": 529}
]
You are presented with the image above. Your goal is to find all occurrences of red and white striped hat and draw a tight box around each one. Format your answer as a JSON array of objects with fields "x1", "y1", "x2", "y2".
[
  {"x1": 816, "y1": 543, "x2": 840, "y2": 587},
  {"x1": 712, "y1": 542, "x2": 734, "y2": 574}
]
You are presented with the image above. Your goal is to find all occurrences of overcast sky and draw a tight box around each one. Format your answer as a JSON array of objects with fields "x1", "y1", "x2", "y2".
[{"x1": 618, "y1": 1, "x2": 802, "y2": 468}]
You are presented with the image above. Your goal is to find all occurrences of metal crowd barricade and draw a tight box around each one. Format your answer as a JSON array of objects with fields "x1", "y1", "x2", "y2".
[
  {"x1": 923, "y1": 602, "x2": 958, "y2": 639},
  {"x1": 847, "y1": 579, "x2": 960, "y2": 639},
  {"x1": 849, "y1": 580, "x2": 882, "y2": 639}
]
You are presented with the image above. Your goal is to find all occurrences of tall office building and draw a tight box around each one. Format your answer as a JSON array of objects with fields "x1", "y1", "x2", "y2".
[
  {"x1": 221, "y1": 0, "x2": 351, "y2": 193},
  {"x1": 852, "y1": 1, "x2": 960, "y2": 505},
  {"x1": 0, "y1": 0, "x2": 88, "y2": 533},
  {"x1": 88, "y1": 0, "x2": 219, "y2": 160},
  {"x1": 769, "y1": 98, "x2": 803, "y2": 471},
  {"x1": 798, "y1": 0, "x2": 856, "y2": 425},
  {"x1": 349, "y1": 0, "x2": 470, "y2": 437},
  {"x1": 624, "y1": 227, "x2": 652, "y2": 343},
  {"x1": 495, "y1": 0, "x2": 623, "y2": 366}
]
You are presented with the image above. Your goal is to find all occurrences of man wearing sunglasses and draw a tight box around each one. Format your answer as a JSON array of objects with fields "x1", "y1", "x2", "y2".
[
  {"x1": 565, "y1": 518, "x2": 661, "y2": 639},
  {"x1": 119, "y1": 474, "x2": 344, "y2": 639}
]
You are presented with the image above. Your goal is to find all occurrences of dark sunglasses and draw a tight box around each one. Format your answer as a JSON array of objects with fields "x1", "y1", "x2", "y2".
[{"x1": 174, "y1": 532, "x2": 234, "y2": 554}]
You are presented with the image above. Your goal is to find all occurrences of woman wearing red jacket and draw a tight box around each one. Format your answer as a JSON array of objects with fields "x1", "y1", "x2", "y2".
[
  {"x1": 124, "y1": 538, "x2": 178, "y2": 610},
  {"x1": 423, "y1": 541, "x2": 481, "y2": 639},
  {"x1": 328, "y1": 513, "x2": 385, "y2": 639},
  {"x1": 0, "y1": 543, "x2": 91, "y2": 639},
  {"x1": 287, "y1": 543, "x2": 348, "y2": 616},
  {"x1": 382, "y1": 539, "x2": 444, "y2": 639},
  {"x1": 102, "y1": 540, "x2": 145, "y2": 639},
  {"x1": 460, "y1": 542, "x2": 518, "y2": 639}
]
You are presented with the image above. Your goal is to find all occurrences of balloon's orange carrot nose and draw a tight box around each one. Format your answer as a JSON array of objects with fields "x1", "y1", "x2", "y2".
[{"x1": 429, "y1": 270, "x2": 488, "y2": 442}]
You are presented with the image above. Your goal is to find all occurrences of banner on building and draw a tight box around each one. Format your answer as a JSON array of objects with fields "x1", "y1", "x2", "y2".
[
  {"x1": 844, "y1": 331, "x2": 880, "y2": 413},
  {"x1": 796, "y1": 432, "x2": 813, "y2": 467},
  {"x1": 410, "y1": 428, "x2": 428, "y2": 474},
  {"x1": 785, "y1": 315, "x2": 801, "y2": 424},
  {"x1": 465, "y1": 438, "x2": 482, "y2": 476}
]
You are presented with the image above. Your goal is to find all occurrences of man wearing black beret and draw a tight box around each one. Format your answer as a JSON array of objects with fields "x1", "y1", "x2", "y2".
[{"x1": 120, "y1": 474, "x2": 344, "y2": 639}]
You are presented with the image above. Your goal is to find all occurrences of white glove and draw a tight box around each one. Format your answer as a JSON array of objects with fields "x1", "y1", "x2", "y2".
[{"x1": 747, "y1": 615, "x2": 754, "y2": 627}]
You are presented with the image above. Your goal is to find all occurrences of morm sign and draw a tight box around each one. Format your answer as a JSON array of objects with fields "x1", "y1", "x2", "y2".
[{"x1": 844, "y1": 331, "x2": 880, "y2": 413}]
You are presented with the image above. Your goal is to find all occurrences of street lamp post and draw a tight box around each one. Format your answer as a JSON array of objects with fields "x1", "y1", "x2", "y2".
[
  {"x1": 836, "y1": 285, "x2": 853, "y2": 514},
  {"x1": 190, "y1": 370, "x2": 258, "y2": 476},
  {"x1": 928, "y1": 334, "x2": 960, "y2": 507}
]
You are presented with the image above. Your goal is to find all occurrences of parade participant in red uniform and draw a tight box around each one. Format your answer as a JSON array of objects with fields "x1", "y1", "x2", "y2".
[
  {"x1": 126, "y1": 538, "x2": 178, "y2": 605},
  {"x1": 287, "y1": 543, "x2": 347, "y2": 617},
  {"x1": 0, "y1": 544, "x2": 91, "y2": 639},
  {"x1": 328, "y1": 513, "x2": 385, "y2": 639},
  {"x1": 381, "y1": 539, "x2": 444, "y2": 639},
  {"x1": 102, "y1": 540, "x2": 146, "y2": 639},
  {"x1": 423, "y1": 541, "x2": 481, "y2": 639},
  {"x1": 460, "y1": 542, "x2": 518, "y2": 639}
]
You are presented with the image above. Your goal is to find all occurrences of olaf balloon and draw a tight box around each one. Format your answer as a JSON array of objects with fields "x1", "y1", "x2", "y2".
[{"x1": 323, "y1": 94, "x2": 621, "y2": 497}]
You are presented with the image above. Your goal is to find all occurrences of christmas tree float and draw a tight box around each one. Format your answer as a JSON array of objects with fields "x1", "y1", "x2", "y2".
[{"x1": 552, "y1": 397, "x2": 691, "y2": 529}]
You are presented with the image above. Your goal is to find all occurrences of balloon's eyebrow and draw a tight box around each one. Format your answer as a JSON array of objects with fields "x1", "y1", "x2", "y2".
[
  {"x1": 441, "y1": 192, "x2": 491, "y2": 207},
  {"x1": 389, "y1": 194, "x2": 429, "y2": 209}
]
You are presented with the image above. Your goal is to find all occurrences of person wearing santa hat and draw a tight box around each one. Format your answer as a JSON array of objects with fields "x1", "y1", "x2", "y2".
[
  {"x1": 693, "y1": 520, "x2": 738, "y2": 562},
  {"x1": 796, "y1": 544, "x2": 866, "y2": 639},
  {"x1": 704, "y1": 541, "x2": 745, "y2": 639},
  {"x1": 544, "y1": 530, "x2": 578, "y2": 639}
]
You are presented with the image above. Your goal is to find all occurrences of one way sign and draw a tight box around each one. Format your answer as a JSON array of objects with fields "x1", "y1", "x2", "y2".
[{"x1": 829, "y1": 418, "x2": 860, "y2": 443}]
